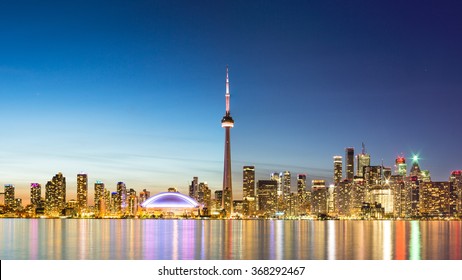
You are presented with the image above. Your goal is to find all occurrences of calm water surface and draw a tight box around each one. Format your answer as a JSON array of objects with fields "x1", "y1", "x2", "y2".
[{"x1": 0, "y1": 219, "x2": 461, "y2": 260}]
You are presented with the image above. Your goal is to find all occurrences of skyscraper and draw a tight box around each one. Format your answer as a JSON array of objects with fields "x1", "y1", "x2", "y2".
[
  {"x1": 221, "y1": 66, "x2": 234, "y2": 217},
  {"x1": 4, "y1": 184, "x2": 15, "y2": 209},
  {"x1": 45, "y1": 172, "x2": 66, "y2": 216},
  {"x1": 395, "y1": 155, "x2": 407, "y2": 176},
  {"x1": 333, "y1": 156, "x2": 343, "y2": 185},
  {"x1": 30, "y1": 183, "x2": 41, "y2": 207},
  {"x1": 94, "y1": 180, "x2": 105, "y2": 213},
  {"x1": 243, "y1": 166, "x2": 255, "y2": 199},
  {"x1": 189, "y1": 176, "x2": 199, "y2": 200},
  {"x1": 117, "y1": 182, "x2": 127, "y2": 214},
  {"x1": 77, "y1": 173, "x2": 88, "y2": 212},
  {"x1": 282, "y1": 171, "x2": 291, "y2": 201},
  {"x1": 345, "y1": 147, "x2": 354, "y2": 181},
  {"x1": 257, "y1": 180, "x2": 278, "y2": 217},
  {"x1": 356, "y1": 143, "x2": 370, "y2": 177}
]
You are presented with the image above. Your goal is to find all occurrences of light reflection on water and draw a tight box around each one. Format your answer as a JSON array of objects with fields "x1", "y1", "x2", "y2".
[{"x1": 0, "y1": 219, "x2": 461, "y2": 260}]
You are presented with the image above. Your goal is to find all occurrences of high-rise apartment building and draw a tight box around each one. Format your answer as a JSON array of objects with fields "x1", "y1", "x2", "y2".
[
  {"x1": 94, "y1": 180, "x2": 105, "y2": 213},
  {"x1": 30, "y1": 183, "x2": 41, "y2": 207},
  {"x1": 297, "y1": 174, "x2": 308, "y2": 215},
  {"x1": 345, "y1": 147, "x2": 354, "y2": 181},
  {"x1": 77, "y1": 173, "x2": 88, "y2": 212},
  {"x1": 117, "y1": 182, "x2": 127, "y2": 214},
  {"x1": 257, "y1": 180, "x2": 278, "y2": 217},
  {"x1": 189, "y1": 176, "x2": 199, "y2": 200},
  {"x1": 45, "y1": 172, "x2": 66, "y2": 216},
  {"x1": 243, "y1": 166, "x2": 255, "y2": 199},
  {"x1": 311, "y1": 180, "x2": 327, "y2": 216},
  {"x1": 282, "y1": 171, "x2": 291, "y2": 202},
  {"x1": 333, "y1": 156, "x2": 342, "y2": 185},
  {"x1": 449, "y1": 170, "x2": 462, "y2": 216},
  {"x1": 4, "y1": 184, "x2": 15, "y2": 209}
]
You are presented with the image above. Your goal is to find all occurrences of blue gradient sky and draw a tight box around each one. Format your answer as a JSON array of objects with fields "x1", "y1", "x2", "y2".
[{"x1": 1, "y1": 0, "x2": 462, "y2": 203}]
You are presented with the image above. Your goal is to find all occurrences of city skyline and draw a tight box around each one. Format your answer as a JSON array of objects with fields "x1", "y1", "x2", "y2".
[{"x1": 2, "y1": 1, "x2": 462, "y2": 203}]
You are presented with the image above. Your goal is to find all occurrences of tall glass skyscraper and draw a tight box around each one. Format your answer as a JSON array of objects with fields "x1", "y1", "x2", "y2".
[{"x1": 345, "y1": 147, "x2": 354, "y2": 181}]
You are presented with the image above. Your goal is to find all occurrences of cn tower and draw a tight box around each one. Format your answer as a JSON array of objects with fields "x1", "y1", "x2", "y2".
[{"x1": 221, "y1": 66, "x2": 234, "y2": 217}]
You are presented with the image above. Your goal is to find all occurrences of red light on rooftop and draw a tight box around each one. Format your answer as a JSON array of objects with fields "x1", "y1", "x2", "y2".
[
  {"x1": 452, "y1": 170, "x2": 462, "y2": 176},
  {"x1": 395, "y1": 156, "x2": 405, "y2": 164}
]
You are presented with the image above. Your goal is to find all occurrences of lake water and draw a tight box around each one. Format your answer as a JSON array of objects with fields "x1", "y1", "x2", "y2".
[{"x1": 0, "y1": 219, "x2": 461, "y2": 260}]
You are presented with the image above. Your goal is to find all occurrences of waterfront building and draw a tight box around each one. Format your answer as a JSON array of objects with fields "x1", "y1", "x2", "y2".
[
  {"x1": 4, "y1": 184, "x2": 15, "y2": 210},
  {"x1": 243, "y1": 166, "x2": 255, "y2": 199},
  {"x1": 297, "y1": 174, "x2": 308, "y2": 215},
  {"x1": 139, "y1": 189, "x2": 151, "y2": 205},
  {"x1": 128, "y1": 188, "x2": 137, "y2": 216},
  {"x1": 221, "y1": 66, "x2": 234, "y2": 217},
  {"x1": 333, "y1": 156, "x2": 342, "y2": 185},
  {"x1": 345, "y1": 147, "x2": 354, "y2": 181},
  {"x1": 369, "y1": 185, "x2": 394, "y2": 215},
  {"x1": 282, "y1": 170, "x2": 291, "y2": 204},
  {"x1": 94, "y1": 181, "x2": 105, "y2": 214},
  {"x1": 197, "y1": 182, "x2": 211, "y2": 210},
  {"x1": 77, "y1": 173, "x2": 88, "y2": 212},
  {"x1": 449, "y1": 170, "x2": 462, "y2": 217},
  {"x1": 390, "y1": 175, "x2": 407, "y2": 218},
  {"x1": 407, "y1": 177, "x2": 421, "y2": 218},
  {"x1": 243, "y1": 196, "x2": 256, "y2": 217},
  {"x1": 311, "y1": 180, "x2": 327, "y2": 216},
  {"x1": 45, "y1": 172, "x2": 66, "y2": 216},
  {"x1": 334, "y1": 180, "x2": 352, "y2": 217},
  {"x1": 421, "y1": 181, "x2": 450, "y2": 218},
  {"x1": 30, "y1": 183, "x2": 41, "y2": 207},
  {"x1": 257, "y1": 180, "x2": 278, "y2": 218},
  {"x1": 117, "y1": 182, "x2": 127, "y2": 214}
]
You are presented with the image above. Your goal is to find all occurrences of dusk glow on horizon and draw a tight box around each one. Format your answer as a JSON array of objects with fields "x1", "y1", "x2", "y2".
[{"x1": 1, "y1": 0, "x2": 462, "y2": 204}]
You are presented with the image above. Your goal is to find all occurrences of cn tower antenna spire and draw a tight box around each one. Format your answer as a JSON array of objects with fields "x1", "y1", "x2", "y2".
[{"x1": 226, "y1": 65, "x2": 230, "y2": 115}]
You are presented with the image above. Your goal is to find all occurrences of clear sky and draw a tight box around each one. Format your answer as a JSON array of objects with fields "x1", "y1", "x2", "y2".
[{"x1": 1, "y1": 0, "x2": 462, "y2": 204}]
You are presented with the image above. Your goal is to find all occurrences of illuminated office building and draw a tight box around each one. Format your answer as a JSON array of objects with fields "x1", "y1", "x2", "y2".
[
  {"x1": 369, "y1": 185, "x2": 394, "y2": 215},
  {"x1": 45, "y1": 172, "x2": 66, "y2": 216},
  {"x1": 333, "y1": 156, "x2": 342, "y2": 185},
  {"x1": 128, "y1": 188, "x2": 137, "y2": 216},
  {"x1": 77, "y1": 173, "x2": 88, "y2": 212},
  {"x1": 243, "y1": 166, "x2": 255, "y2": 199},
  {"x1": 189, "y1": 176, "x2": 199, "y2": 200},
  {"x1": 117, "y1": 182, "x2": 127, "y2": 214},
  {"x1": 334, "y1": 180, "x2": 352, "y2": 217},
  {"x1": 311, "y1": 180, "x2": 327, "y2": 216},
  {"x1": 395, "y1": 155, "x2": 407, "y2": 176},
  {"x1": 345, "y1": 147, "x2": 354, "y2": 181},
  {"x1": 257, "y1": 180, "x2": 278, "y2": 217},
  {"x1": 4, "y1": 184, "x2": 15, "y2": 209},
  {"x1": 197, "y1": 182, "x2": 211, "y2": 210},
  {"x1": 139, "y1": 189, "x2": 151, "y2": 204},
  {"x1": 449, "y1": 170, "x2": 462, "y2": 216},
  {"x1": 94, "y1": 181, "x2": 105, "y2": 213},
  {"x1": 421, "y1": 182, "x2": 450, "y2": 218},
  {"x1": 390, "y1": 175, "x2": 406, "y2": 219},
  {"x1": 297, "y1": 174, "x2": 308, "y2": 215},
  {"x1": 30, "y1": 183, "x2": 41, "y2": 207},
  {"x1": 356, "y1": 143, "x2": 370, "y2": 177},
  {"x1": 282, "y1": 171, "x2": 291, "y2": 202}
]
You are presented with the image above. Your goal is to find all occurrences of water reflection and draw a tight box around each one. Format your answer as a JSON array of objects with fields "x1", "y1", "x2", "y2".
[{"x1": 1, "y1": 219, "x2": 461, "y2": 260}]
